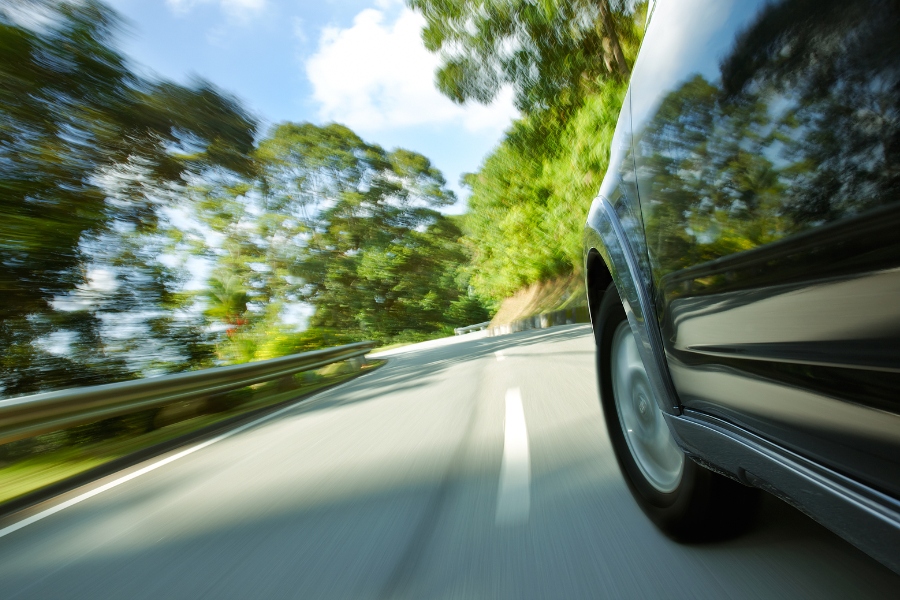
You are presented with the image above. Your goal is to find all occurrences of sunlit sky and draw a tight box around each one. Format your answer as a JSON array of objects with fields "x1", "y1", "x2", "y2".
[{"x1": 105, "y1": 0, "x2": 518, "y2": 213}]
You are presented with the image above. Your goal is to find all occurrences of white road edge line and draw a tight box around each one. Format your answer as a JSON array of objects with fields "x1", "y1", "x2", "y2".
[
  {"x1": 0, "y1": 377, "x2": 360, "y2": 540},
  {"x1": 496, "y1": 387, "x2": 531, "y2": 525},
  {"x1": 495, "y1": 350, "x2": 505, "y2": 361}
]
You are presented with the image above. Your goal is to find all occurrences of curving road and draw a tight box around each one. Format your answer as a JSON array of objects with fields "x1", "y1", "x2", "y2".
[{"x1": 0, "y1": 325, "x2": 896, "y2": 598}]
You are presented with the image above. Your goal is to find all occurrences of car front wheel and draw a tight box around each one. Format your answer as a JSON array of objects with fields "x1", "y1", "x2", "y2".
[{"x1": 596, "y1": 282, "x2": 759, "y2": 540}]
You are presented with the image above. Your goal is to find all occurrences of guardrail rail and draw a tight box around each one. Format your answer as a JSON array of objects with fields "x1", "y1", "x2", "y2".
[
  {"x1": 453, "y1": 321, "x2": 491, "y2": 335},
  {"x1": 0, "y1": 341, "x2": 376, "y2": 446},
  {"x1": 486, "y1": 306, "x2": 590, "y2": 336}
]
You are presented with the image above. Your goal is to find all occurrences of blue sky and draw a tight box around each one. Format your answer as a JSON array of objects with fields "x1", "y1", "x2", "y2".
[{"x1": 105, "y1": 0, "x2": 518, "y2": 212}]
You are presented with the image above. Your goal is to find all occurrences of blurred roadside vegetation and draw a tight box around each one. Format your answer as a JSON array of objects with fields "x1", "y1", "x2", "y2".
[
  {"x1": 0, "y1": 360, "x2": 384, "y2": 505},
  {"x1": 411, "y1": 0, "x2": 647, "y2": 300},
  {"x1": 0, "y1": 0, "x2": 488, "y2": 401},
  {"x1": 0, "y1": 0, "x2": 645, "y2": 399}
]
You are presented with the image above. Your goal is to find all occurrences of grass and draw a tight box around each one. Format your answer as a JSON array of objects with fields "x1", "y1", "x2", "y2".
[{"x1": 0, "y1": 360, "x2": 384, "y2": 506}]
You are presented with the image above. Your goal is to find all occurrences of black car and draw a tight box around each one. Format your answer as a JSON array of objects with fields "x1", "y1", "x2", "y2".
[{"x1": 584, "y1": 0, "x2": 900, "y2": 573}]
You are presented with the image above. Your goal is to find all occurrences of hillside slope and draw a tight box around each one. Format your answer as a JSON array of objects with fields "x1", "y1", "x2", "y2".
[{"x1": 489, "y1": 274, "x2": 586, "y2": 327}]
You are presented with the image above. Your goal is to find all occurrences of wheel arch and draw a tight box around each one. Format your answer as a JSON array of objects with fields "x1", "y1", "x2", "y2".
[
  {"x1": 583, "y1": 195, "x2": 681, "y2": 415},
  {"x1": 585, "y1": 247, "x2": 613, "y2": 347}
]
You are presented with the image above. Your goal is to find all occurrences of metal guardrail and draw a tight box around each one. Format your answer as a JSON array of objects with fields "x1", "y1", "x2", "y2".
[
  {"x1": 486, "y1": 306, "x2": 590, "y2": 336},
  {"x1": 0, "y1": 341, "x2": 376, "y2": 446},
  {"x1": 453, "y1": 321, "x2": 491, "y2": 335}
]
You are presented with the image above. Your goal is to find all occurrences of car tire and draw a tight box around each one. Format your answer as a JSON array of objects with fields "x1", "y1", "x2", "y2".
[{"x1": 596, "y1": 282, "x2": 759, "y2": 541}]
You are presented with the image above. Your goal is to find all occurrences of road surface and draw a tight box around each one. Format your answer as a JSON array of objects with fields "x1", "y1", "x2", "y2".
[{"x1": 0, "y1": 325, "x2": 896, "y2": 598}]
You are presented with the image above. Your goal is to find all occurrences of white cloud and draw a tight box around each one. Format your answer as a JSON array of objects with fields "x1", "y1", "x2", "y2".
[
  {"x1": 305, "y1": 7, "x2": 517, "y2": 133},
  {"x1": 166, "y1": 0, "x2": 266, "y2": 20}
]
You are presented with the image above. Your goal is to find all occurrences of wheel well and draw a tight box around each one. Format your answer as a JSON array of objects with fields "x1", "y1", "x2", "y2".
[{"x1": 586, "y1": 248, "x2": 613, "y2": 346}]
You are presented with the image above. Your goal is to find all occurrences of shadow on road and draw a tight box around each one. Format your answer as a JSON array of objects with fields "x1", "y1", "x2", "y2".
[
  {"x1": 267, "y1": 326, "x2": 596, "y2": 419},
  {"x1": 1, "y1": 324, "x2": 896, "y2": 599}
]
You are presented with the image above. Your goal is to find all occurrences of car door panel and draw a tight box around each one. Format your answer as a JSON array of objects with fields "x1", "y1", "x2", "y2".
[{"x1": 629, "y1": 0, "x2": 900, "y2": 497}]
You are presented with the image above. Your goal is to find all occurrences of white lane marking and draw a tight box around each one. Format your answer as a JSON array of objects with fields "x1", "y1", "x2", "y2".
[
  {"x1": 496, "y1": 387, "x2": 531, "y2": 525},
  {"x1": 0, "y1": 379, "x2": 359, "y2": 540},
  {"x1": 494, "y1": 350, "x2": 505, "y2": 361}
]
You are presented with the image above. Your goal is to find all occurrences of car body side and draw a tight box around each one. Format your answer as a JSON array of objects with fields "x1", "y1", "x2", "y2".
[{"x1": 584, "y1": 0, "x2": 900, "y2": 572}]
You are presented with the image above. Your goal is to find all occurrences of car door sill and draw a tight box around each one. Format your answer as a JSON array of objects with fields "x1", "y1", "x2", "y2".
[{"x1": 665, "y1": 409, "x2": 900, "y2": 574}]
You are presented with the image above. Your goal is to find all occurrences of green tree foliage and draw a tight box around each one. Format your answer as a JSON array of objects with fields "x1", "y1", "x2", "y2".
[
  {"x1": 410, "y1": 0, "x2": 638, "y2": 116},
  {"x1": 255, "y1": 123, "x2": 488, "y2": 344},
  {"x1": 0, "y1": 1, "x2": 505, "y2": 399},
  {"x1": 0, "y1": 0, "x2": 257, "y2": 395},
  {"x1": 463, "y1": 82, "x2": 626, "y2": 298},
  {"x1": 191, "y1": 176, "x2": 272, "y2": 363},
  {"x1": 415, "y1": 1, "x2": 646, "y2": 301}
]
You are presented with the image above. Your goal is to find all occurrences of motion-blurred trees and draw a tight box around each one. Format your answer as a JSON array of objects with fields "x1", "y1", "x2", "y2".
[
  {"x1": 0, "y1": 0, "x2": 257, "y2": 395},
  {"x1": 410, "y1": 0, "x2": 637, "y2": 115},
  {"x1": 0, "y1": 1, "x2": 492, "y2": 399},
  {"x1": 411, "y1": 0, "x2": 646, "y2": 300},
  {"x1": 255, "y1": 123, "x2": 488, "y2": 344}
]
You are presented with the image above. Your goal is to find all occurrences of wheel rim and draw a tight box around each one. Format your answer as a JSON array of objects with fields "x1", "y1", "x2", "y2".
[{"x1": 611, "y1": 321, "x2": 684, "y2": 493}]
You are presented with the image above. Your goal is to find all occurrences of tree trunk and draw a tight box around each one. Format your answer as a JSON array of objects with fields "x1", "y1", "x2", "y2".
[{"x1": 598, "y1": 1, "x2": 630, "y2": 77}]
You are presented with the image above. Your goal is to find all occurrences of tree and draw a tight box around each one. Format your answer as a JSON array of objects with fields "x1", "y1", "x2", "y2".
[
  {"x1": 409, "y1": 0, "x2": 640, "y2": 116},
  {"x1": 255, "y1": 122, "x2": 486, "y2": 342},
  {"x1": 461, "y1": 79, "x2": 626, "y2": 299},
  {"x1": 408, "y1": 1, "x2": 646, "y2": 302},
  {"x1": 0, "y1": 0, "x2": 257, "y2": 395}
]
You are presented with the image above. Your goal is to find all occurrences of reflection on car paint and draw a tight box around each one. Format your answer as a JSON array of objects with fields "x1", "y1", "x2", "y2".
[{"x1": 614, "y1": 0, "x2": 900, "y2": 502}]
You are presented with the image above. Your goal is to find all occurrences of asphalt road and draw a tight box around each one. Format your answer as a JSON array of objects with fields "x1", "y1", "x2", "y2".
[{"x1": 0, "y1": 325, "x2": 897, "y2": 598}]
